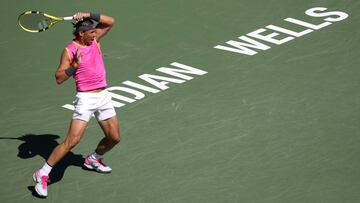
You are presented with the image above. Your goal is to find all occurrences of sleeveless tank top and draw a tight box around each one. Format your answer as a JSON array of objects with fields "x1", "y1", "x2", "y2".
[{"x1": 66, "y1": 40, "x2": 107, "y2": 92}]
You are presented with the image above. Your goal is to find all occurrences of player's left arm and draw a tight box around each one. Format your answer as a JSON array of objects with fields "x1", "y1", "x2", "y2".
[
  {"x1": 94, "y1": 14, "x2": 116, "y2": 42},
  {"x1": 73, "y1": 12, "x2": 115, "y2": 42}
]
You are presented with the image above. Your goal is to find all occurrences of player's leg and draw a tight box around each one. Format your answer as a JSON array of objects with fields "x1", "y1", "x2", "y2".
[
  {"x1": 33, "y1": 119, "x2": 88, "y2": 197},
  {"x1": 83, "y1": 90, "x2": 120, "y2": 173},
  {"x1": 96, "y1": 115, "x2": 121, "y2": 155},
  {"x1": 84, "y1": 116, "x2": 120, "y2": 173},
  {"x1": 47, "y1": 119, "x2": 88, "y2": 165}
]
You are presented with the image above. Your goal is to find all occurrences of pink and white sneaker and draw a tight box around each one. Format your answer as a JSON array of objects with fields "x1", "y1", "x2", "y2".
[
  {"x1": 33, "y1": 170, "x2": 50, "y2": 197},
  {"x1": 84, "y1": 156, "x2": 112, "y2": 173}
]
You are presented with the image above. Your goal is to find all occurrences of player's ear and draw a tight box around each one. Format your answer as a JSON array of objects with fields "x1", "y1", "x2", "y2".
[{"x1": 78, "y1": 30, "x2": 85, "y2": 37}]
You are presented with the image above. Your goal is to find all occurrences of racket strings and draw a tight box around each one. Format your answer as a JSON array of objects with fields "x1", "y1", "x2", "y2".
[{"x1": 19, "y1": 13, "x2": 51, "y2": 31}]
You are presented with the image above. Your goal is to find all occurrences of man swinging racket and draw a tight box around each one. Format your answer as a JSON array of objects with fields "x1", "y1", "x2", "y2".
[{"x1": 32, "y1": 12, "x2": 120, "y2": 197}]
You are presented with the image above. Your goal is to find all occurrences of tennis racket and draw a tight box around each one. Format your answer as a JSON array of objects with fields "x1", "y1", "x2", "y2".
[{"x1": 18, "y1": 11, "x2": 73, "y2": 33}]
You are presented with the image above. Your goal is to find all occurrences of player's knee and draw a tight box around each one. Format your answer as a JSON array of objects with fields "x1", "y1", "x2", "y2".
[
  {"x1": 112, "y1": 134, "x2": 121, "y2": 144},
  {"x1": 109, "y1": 132, "x2": 121, "y2": 144},
  {"x1": 63, "y1": 136, "x2": 81, "y2": 150}
]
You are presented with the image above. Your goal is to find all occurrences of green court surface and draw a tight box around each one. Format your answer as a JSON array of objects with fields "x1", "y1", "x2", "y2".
[{"x1": 1, "y1": 0, "x2": 359, "y2": 202}]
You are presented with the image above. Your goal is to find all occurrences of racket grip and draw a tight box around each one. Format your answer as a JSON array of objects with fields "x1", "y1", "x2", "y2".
[{"x1": 63, "y1": 16, "x2": 73, "y2": 21}]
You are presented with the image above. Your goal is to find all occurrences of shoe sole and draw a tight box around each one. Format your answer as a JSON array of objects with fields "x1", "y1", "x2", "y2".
[{"x1": 32, "y1": 173, "x2": 37, "y2": 183}]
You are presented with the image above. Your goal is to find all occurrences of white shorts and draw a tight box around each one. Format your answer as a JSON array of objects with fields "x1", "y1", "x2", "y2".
[{"x1": 72, "y1": 89, "x2": 116, "y2": 122}]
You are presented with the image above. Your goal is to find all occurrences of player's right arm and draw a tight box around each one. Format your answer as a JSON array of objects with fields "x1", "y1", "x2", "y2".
[
  {"x1": 55, "y1": 48, "x2": 81, "y2": 84},
  {"x1": 55, "y1": 49, "x2": 71, "y2": 84}
]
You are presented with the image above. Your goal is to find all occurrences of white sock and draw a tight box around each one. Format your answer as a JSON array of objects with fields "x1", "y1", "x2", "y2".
[
  {"x1": 39, "y1": 162, "x2": 53, "y2": 176},
  {"x1": 90, "y1": 151, "x2": 103, "y2": 160}
]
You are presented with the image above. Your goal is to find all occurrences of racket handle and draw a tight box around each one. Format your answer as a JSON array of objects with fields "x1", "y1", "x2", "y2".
[{"x1": 63, "y1": 16, "x2": 73, "y2": 21}]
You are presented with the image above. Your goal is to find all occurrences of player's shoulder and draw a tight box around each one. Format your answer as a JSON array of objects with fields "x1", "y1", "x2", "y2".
[
  {"x1": 93, "y1": 39, "x2": 101, "y2": 49},
  {"x1": 65, "y1": 41, "x2": 77, "y2": 50}
]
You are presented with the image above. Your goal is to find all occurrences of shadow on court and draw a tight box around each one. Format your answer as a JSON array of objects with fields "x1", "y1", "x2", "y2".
[{"x1": 0, "y1": 134, "x2": 84, "y2": 198}]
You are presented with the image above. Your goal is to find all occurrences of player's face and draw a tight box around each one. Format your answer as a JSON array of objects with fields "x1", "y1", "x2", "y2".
[{"x1": 81, "y1": 29, "x2": 97, "y2": 45}]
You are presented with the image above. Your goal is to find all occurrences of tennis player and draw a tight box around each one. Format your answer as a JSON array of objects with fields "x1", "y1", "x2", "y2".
[{"x1": 32, "y1": 12, "x2": 120, "y2": 197}]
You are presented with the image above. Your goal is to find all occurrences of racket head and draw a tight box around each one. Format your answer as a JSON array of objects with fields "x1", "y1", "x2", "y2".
[{"x1": 18, "y1": 11, "x2": 63, "y2": 32}]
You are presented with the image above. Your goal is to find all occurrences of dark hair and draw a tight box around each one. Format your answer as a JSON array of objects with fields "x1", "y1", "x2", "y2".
[{"x1": 72, "y1": 18, "x2": 95, "y2": 37}]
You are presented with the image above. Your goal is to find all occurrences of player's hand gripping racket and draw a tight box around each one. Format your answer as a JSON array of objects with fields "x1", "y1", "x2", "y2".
[{"x1": 18, "y1": 11, "x2": 73, "y2": 33}]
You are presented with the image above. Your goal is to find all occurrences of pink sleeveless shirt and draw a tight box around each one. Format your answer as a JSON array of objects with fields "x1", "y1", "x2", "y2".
[{"x1": 66, "y1": 40, "x2": 107, "y2": 92}]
